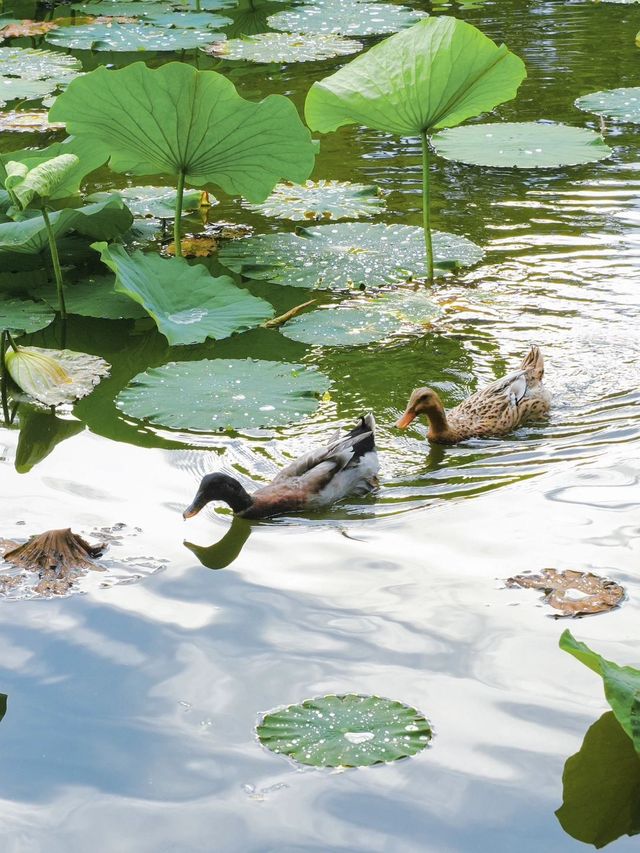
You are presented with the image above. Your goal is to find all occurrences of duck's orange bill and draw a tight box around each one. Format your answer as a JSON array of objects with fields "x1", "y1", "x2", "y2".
[{"x1": 395, "y1": 410, "x2": 416, "y2": 429}]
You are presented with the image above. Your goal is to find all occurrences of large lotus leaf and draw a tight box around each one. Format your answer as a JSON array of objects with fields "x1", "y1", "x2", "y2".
[
  {"x1": 0, "y1": 297, "x2": 54, "y2": 333},
  {"x1": 46, "y1": 22, "x2": 222, "y2": 51},
  {"x1": 0, "y1": 197, "x2": 133, "y2": 258},
  {"x1": 92, "y1": 242, "x2": 273, "y2": 345},
  {"x1": 40, "y1": 274, "x2": 147, "y2": 320},
  {"x1": 0, "y1": 77, "x2": 56, "y2": 107},
  {"x1": 5, "y1": 345, "x2": 110, "y2": 406},
  {"x1": 222, "y1": 0, "x2": 288, "y2": 37},
  {"x1": 2, "y1": 137, "x2": 111, "y2": 199},
  {"x1": 145, "y1": 10, "x2": 232, "y2": 27},
  {"x1": 0, "y1": 47, "x2": 82, "y2": 83},
  {"x1": 4, "y1": 154, "x2": 79, "y2": 209},
  {"x1": 560, "y1": 631, "x2": 640, "y2": 752},
  {"x1": 49, "y1": 62, "x2": 316, "y2": 203},
  {"x1": 431, "y1": 122, "x2": 612, "y2": 168},
  {"x1": 281, "y1": 290, "x2": 441, "y2": 346},
  {"x1": 208, "y1": 32, "x2": 363, "y2": 63},
  {"x1": 245, "y1": 179, "x2": 385, "y2": 221},
  {"x1": 575, "y1": 87, "x2": 640, "y2": 124},
  {"x1": 556, "y1": 712, "x2": 640, "y2": 849},
  {"x1": 305, "y1": 17, "x2": 525, "y2": 136},
  {"x1": 257, "y1": 694, "x2": 432, "y2": 767},
  {"x1": 116, "y1": 358, "x2": 329, "y2": 430},
  {"x1": 87, "y1": 185, "x2": 205, "y2": 218},
  {"x1": 269, "y1": 0, "x2": 426, "y2": 37},
  {"x1": 218, "y1": 222, "x2": 483, "y2": 289}
]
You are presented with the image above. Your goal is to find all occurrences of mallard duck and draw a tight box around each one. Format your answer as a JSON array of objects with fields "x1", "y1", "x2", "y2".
[
  {"x1": 396, "y1": 346, "x2": 550, "y2": 443},
  {"x1": 183, "y1": 414, "x2": 379, "y2": 520}
]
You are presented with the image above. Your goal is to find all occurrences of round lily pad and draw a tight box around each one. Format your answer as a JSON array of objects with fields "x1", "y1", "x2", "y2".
[
  {"x1": 144, "y1": 10, "x2": 232, "y2": 28},
  {"x1": 268, "y1": 0, "x2": 426, "y2": 36},
  {"x1": 218, "y1": 222, "x2": 483, "y2": 289},
  {"x1": 431, "y1": 121, "x2": 612, "y2": 168},
  {"x1": 575, "y1": 87, "x2": 640, "y2": 124},
  {"x1": 87, "y1": 185, "x2": 208, "y2": 218},
  {"x1": 0, "y1": 77, "x2": 56, "y2": 107},
  {"x1": 0, "y1": 47, "x2": 82, "y2": 83},
  {"x1": 0, "y1": 297, "x2": 55, "y2": 334},
  {"x1": 46, "y1": 22, "x2": 222, "y2": 51},
  {"x1": 245, "y1": 179, "x2": 385, "y2": 221},
  {"x1": 116, "y1": 358, "x2": 330, "y2": 431},
  {"x1": 70, "y1": 1, "x2": 176, "y2": 15},
  {"x1": 257, "y1": 694, "x2": 433, "y2": 768},
  {"x1": 208, "y1": 32, "x2": 363, "y2": 63},
  {"x1": 281, "y1": 291, "x2": 440, "y2": 346}
]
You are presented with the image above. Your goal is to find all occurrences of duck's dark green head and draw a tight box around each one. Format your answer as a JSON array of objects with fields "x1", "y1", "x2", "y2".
[{"x1": 183, "y1": 473, "x2": 253, "y2": 518}]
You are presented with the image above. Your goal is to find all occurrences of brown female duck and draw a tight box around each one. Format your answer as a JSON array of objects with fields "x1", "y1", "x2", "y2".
[
  {"x1": 396, "y1": 346, "x2": 550, "y2": 443},
  {"x1": 183, "y1": 415, "x2": 379, "y2": 520}
]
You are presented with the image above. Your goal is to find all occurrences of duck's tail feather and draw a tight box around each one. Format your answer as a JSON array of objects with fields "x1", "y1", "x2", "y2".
[
  {"x1": 520, "y1": 345, "x2": 544, "y2": 380},
  {"x1": 347, "y1": 413, "x2": 376, "y2": 458}
]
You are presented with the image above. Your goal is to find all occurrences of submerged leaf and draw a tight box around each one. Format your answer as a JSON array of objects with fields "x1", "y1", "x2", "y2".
[
  {"x1": 269, "y1": 0, "x2": 426, "y2": 37},
  {"x1": 116, "y1": 358, "x2": 329, "y2": 431},
  {"x1": 208, "y1": 32, "x2": 363, "y2": 63},
  {"x1": 219, "y1": 222, "x2": 483, "y2": 289},
  {"x1": 560, "y1": 630, "x2": 640, "y2": 753},
  {"x1": 49, "y1": 62, "x2": 316, "y2": 203},
  {"x1": 431, "y1": 122, "x2": 612, "y2": 168},
  {"x1": 92, "y1": 242, "x2": 273, "y2": 345},
  {"x1": 46, "y1": 22, "x2": 222, "y2": 51},
  {"x1": 575, "y1": 87, "x2": 640, "y2": 124},
  {"x1": 257, "y1": 694, "x2": 432, "y2": 767},
  {"x1": 0, "y1": 297, "x2": 55, "y2": 334},
  {"x1": 305, "y1": 17, "x2": 525, "y2": 136},
  {"x1": 4, "y1": 345, "x2": 110, "y2": 406},
  {"x1": 245, "y1": 179, "x2": 386, "y2": 221},
  {"x1": 506, "y1": 569, "x2": 625, "y2": 617}
]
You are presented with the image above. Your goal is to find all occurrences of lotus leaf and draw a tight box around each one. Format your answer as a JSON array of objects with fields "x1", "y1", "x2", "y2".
[
  {"x1": 280, "y1": 291, "x2": 440, "y2": 345},
  {"x1": 0, "y1": 19, "x2": 59, "y2": 38},
  {"x1": 560, "y1": 630, "x2": 640, "y2": 753},
  {"x1": 116, "y1": 358, "x2": 329, "y2": 430},
  {"x1": 556, "y1": 712, "x2": 640, "y2": 849},
  {"x1": 222, "y1": 0, "x2": 288, "y2": 37},
  {"x1": 431, "y1": 122, "x2": 612, "y2": 168},
  {"x1": 145, "y1": 10, "x2": 231, "y2": 27},
  {"x1": 14, "y1": 406, "x2": 84, "y2": 474},
  {"x1": 87, "y1": 186, "x2": 206, "y2": 218},
  {"x1": 257, "y1": 694, "x2": 432, "y2": 767},
  {"x1": 70, "y1": 1, "x2": 176, "y2": 15},
  {"x1": 5, "y1": 345, "x2": 110, "y2": 406},
  {"x1": 218, "y1": 222, "x2": 483, "y2": 289},
  {"x1": 245, "y1": 180, "x2": 385, "y2": 221},
  {"x1": 506, "y1": 569, "x2": 625, "y2": 617},
  {"x1": 0, "y1": 47, "x2": 82, "y2": 84},
  {"x1": 208, "y1": 32, "x2": 363, "y2": 63},
  {"x1": 92, "y1": 242, "x2": 273, "y2": 345},
  {"x1": 268, "y1": 0, "x2": 426, "y2": 36},
  {"x1": 4, "y1": 154, "x2": 79, "y2": 209},
  {"x1": 0, "y1": 297, "x2": 54, "y2": 333},
  {"x1": 0, "y1": 110, "x2": 64, "y2": 133},
  {"x1": 40, "y1": 274, "x2": 147, "y2": 320},
  {"x1": 0, "y1": 77, "x2": 56, "y2": 107},
  {"x1": 575, "y1": 87, "x2": 640, "y2": 124},
  {"x1": 46, "y1": 22, "x2": 222, "y2": 51},
  {"x1": 49, "y1": 62, "x2": 316, "y2": 202}
]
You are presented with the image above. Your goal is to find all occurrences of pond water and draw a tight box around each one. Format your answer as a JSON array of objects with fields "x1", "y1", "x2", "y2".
[{"x1": 1, "y1": 0, "x2": 640, "y2": 850}]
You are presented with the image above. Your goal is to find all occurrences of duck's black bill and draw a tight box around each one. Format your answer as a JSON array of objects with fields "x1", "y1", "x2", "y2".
[{"x1": 183, "y1": 501, "x2": 203, "y2": 520}]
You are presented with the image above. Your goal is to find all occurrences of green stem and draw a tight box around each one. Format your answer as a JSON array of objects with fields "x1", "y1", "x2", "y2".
[
  {"x1": 0, "y1": 331, "x2": 9, "y2": 424},
  {"x1": 41, "y1": 207, "x2": 67, "y2": 320},
  {"x1": 195, "y1": 0, "x2": 201, "y2": 10},
  {"x1": 174, "y1": 169, "x2": 186, "y2": 258},
  {"x1": 420, "y1": 131, "x2": 434, "y2": 284}
]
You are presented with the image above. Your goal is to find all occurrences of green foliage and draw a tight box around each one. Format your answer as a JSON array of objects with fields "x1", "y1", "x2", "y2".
[
  {"x1": 0, "y1": 297, "x2": 54, "y2": 334},
  {"x1": 556, "y1": 712, "x2": 640, "y2": 849},
  {"x1": 268, "y1": 0, "x2": 426, "y2": 37},
  {"x1": 575, "y1": 87, "x2": 640, "y2": 124},
  {"x1": 4, "y1": 154, "x2": 79, "y2": 210},
  {"x1": 560, "y1": 630, "x2": 640, "y2": 752},
  {"x1": 40, "y1": 275, "x2": 147, "y2": 321},
  {"x1": 87, "y1": 186, "x2": 206, "y2": 219},
  {"x1": 0, "y1": 47, "x2": 82, "y2": 107},
  {"x1": 46, "y1": 22, "x2": 222, "y2": 51},
  {"x1": 208, "y1": 32, "x2": 363, "y2": 63},
  {"x1": 257, "y1": 694, "x2": 432, "y2": 767},
  {"x1": 116, "y1": 358, "x2": 330, "y2": 431},
  {"x1": 92, "y1": 242, "x2": 273, "y2": 346},
  {"x1": 245, "y1": 180, "x2": 385, "y2": 221}
]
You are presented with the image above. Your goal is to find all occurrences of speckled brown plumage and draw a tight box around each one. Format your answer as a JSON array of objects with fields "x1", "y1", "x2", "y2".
[{"x1": 396, "y1": 346, "x2": 551, "y2": 444}]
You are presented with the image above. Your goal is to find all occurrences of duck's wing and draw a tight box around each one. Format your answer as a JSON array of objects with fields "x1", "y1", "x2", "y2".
[{"x1": 520, "y1": 344, "x2": 544, "y2": 382}]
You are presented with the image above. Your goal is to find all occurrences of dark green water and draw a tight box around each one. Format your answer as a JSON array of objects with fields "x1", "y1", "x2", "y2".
[{"x1": 1, "y1": 0, "x2": 640, "y2": 850}]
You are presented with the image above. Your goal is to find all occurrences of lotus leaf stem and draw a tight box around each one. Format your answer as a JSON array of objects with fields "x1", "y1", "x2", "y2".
[
  {"x1": 41, "y1": 207, "x2": 67, "y2": 320},
  {"x1": 420, "y1": 131, "x2": 434, "y2": 284},
  {"x1": 174, "y1": 169, "x2": 186, "y2": 258},
  {"x1": 0, "y1": 331, "x2": 9, "y2": 424}
]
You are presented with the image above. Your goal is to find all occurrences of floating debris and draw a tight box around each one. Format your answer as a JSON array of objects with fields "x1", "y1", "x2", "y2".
[{"x1": 505, "y1": 568, "x2": 625, "y2": 617}]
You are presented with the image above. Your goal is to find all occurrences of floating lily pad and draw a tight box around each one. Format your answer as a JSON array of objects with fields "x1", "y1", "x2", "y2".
[
  {"x1": 575, "y1": 87, "x2": 640, "y2": 124},
  {"x1": 0, "y1": 47, "x2": 82, "y2": 83},
  {"x1": 506, "y1": 569, "x2": 625, "y2": 617},
  {"x1": 219, "y1": 222, "x2": 483, "y2": 289},
  {"x1": 281, "y1": 290, "x2": 440, "y2": 346},
  {"x1": 245, "y1": 179, "x2": 385, "y2": 221},
  {"x1": 0, "y1": 297, "x2": 54, "y2": 333},
  {"x1": 145, "y1": 10, "x2": 232, "y2": 27},
  {"x1": 93, "y1": 242, "x2": 273, "y2": 345},
  {"x1": 116, "y1": 358, "x2": 329, "y2": 430},
  {"x1": 0, "y1": 77, "x2": 57, "y2": 107},
  {"x1": 0, "y1": 20, "x2": 59, "y2": 38},
  {"x1": 46, "y1": 22, "x2": 222, "y2": 51},
  {"x1": 208, "y1": 32, "x2": 362, "y2": 63},
  {"x1": 268, "y1": 0, "x2": 426, "y2": 36},
  {"x1": 431, "y1": 122, "x2": 612, "y2": 168},
  {"x1": 257, "y1": 694, "x2": 432, "y2": 767},
  {"x1": 0, "y1": 110, "x2": 64, "y2": 132},
  {"x1": 5, "y1": 345, "x2": 110, "y2": 406},
  {"x1": 87, "y1": 185, "x2": 206, "y2": 218},
  {"x1": 40, "y1": 274, "x2": 147, "y2": 320}
]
